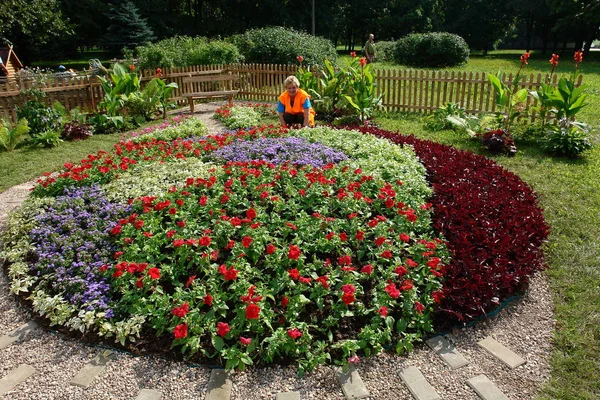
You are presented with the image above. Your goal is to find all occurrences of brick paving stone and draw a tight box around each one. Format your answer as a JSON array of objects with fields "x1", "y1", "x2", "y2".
[
  {"x1": 426, "y1": 335, "x2": 469, "y2": 369},
  {"x1": 0, "y1": 321, "x2": 38, "y2": 350},
  {"x1": 400, "y1": 366, "x2": 441, "y2": 400},
  {"x1": 135, "y1": 389, "x2": 163, "y2": 400},
  {"x1": 69, "y1": 350, "x2": 114, "y2": 388},
  {"x1": 276, "y1": 392, "x2": 301, "y2": 400},
  {"x1": 478, "y1": 337, "x2": 526, "y2": 369},
  {"x1": 337, "y1": 367, "x2": 370, "y2": 399},
  {"x1": 467, "y1": 374, "x2": 509, "y2": 400},
  {"x1": 205, "y1": 369, "x2": 232, "y2": 400},
  {"x1": 0, "y1": 364, "x2": 36, "y2": 395}
]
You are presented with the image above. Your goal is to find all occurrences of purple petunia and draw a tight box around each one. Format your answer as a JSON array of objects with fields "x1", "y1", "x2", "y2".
[{"x1": 211, "y1": 136, "x2": 348, "y2": 168}]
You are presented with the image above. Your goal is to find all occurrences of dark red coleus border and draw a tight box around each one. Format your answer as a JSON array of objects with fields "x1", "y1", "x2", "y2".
[{"x1": 356, "y1": 126, "x2": 550, "y2": 327}]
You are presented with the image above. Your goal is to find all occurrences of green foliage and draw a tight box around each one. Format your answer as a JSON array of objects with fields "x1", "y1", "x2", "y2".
[
  {"x1": 487, "y1": 69, "x2": 529, "y2": 134},
  {"x1": 0, "y1": 119, "x2": 29, "y2": 152},
  {"x1": 214, "y1": 106, "x2": 261, "y2": 129},
  {"x1": 100, "y1": 0, "x2": 154, "y2": 55},
  {"x1": 98, "y1": 63, "x2": 141, "y2": 118},
  {"x1": 16, "y1": 99, "x2": 63, "y2": 137},
  {"x1": 88, "y1": 114, "x2": 125, "y2": 135},
  {"x1": 375, "y1": 41, "x2": 396, "y2": 63},
  {"x1": 395, "y1": 32, "x2": 470, "y2": 67},
  {"x1": 540, "y1": 119, "x2": 593, "y2": 158},
  {"x1": 136, "y1": 36, "x2": 243, "y2": 69},
  {"x1": 344, "y1": 60, "x2": 383, "y2": 122},
  {"x1": 31, "y1": 130, "x2": 63, "y2": 148},
  {"x1": 425, "y1": 102, "x2": 467, "y2": 131},
  {"x1": 228, "y1": 27, "x2": 337, "y2": 66}
]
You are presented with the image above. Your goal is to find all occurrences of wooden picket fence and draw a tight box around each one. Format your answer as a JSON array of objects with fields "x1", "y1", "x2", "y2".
[{"x1": 0, "y1": 63, "x2": 582, "y2": 124}]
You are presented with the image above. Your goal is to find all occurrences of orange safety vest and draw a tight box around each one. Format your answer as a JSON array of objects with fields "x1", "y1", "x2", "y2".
[{"x1": 279, "y1": 89, "x2": 315, "y2": 126}]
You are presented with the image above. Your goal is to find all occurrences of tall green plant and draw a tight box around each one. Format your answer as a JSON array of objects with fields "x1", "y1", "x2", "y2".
[
  {"x1": 98, "y1": 63, "x2": 141, "y2": 117},
  {"x1": 344, "y1": 57, "x2": 383, "y2": 122},
  {"x1": 0, "y1": 119, "x2": 30, "y2": 152}
]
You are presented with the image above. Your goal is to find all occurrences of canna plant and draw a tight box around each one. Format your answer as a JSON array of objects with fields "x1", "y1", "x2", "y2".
[{"x1": 345, "y1": 57, "x2": 383, "y2": 122}]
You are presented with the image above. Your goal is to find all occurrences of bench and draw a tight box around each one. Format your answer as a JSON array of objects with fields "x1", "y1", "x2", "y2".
[{"x1": 182, "y1": 70, "x2": 239, "y2": 113}]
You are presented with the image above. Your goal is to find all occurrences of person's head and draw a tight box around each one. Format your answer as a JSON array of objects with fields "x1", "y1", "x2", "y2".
[
  {"x1": 369, "y1": 34, "x2": 374, "y2": 42},
  {"x1": 284, "y1": 76, "x2": 300, "y2": 97}
]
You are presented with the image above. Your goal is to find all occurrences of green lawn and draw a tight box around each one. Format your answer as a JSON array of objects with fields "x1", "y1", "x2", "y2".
[
  {"x1": 1, "y1": 51, "x2": 599, "y2": 399},
  {"x1": 30, "y1": 50, "x2": 111, "y2": 71}
]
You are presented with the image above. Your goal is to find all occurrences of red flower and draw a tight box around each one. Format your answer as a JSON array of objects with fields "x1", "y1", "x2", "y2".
[
  {"x1": 405, "y1": 258, "x2": 418, "y2": 268},
  {"x1": 299, "y1": 276, "x2": 312, "y2": 284},
  {"x1": 355, "y1": 230, "x2": 365, "y2": 241},
  {"x1": 246, "y1": 208, "x2": 257, "y2": 219},
  {"x1": 287, "y1": 328, "x2": 302, "y2": 339},
  {"x1": 240, "y1": 337, "x2": 252, "y2": 346},
  {"x1": 199, "y1": 196, "x2": 208, "y2": 206},
  {"x1": 342, "y1": 292, "x2": 355, "y2": 305},
  {"x1": 176, "y1": 221, "x2": 186, "y2": 228},
  {"x1": 574, "y1": 50, "x2": 583, "y2": 64},
  {"x1": 221, "y1": 194, "x2": 229, "y2": 204},
  {"x1": 414, "y1": 301, "x2": 425, "y2": 314},
  {"x1": 359, "y1": 57, "x2": 367, "y2": 66},
  {"x1": 384, "y1": 282, "x2": 400, "y2": 299},
  {"x1": 342, "y1": 284, "x2": 356, "y2": 294},
  {"x1": 394, "y1": 265, "x2": 408, "y2": 276},
  {"x1": 203, "y1": 293, "x2": 213, "y2": 306},
  {"x1": 246, "y1": 303, "x2": 261, "y2": 319},
  {"x1": 219, "y1": 265, "x2": 238, "y2": 281},
  {"x1": 185, "y1": 275, "x2": 196, "y2": 288},
  {"x1": 316, "y1": 275, "x2": 329, "y2": 288},
  {"x1": 281, "y1": 296, "x2": 289, "y2": 307},
  {"x1": 400, "y1": 279, "x2": 414, "y2": 291},
  {"x1": 399, "y1": 233, "x2": 410, "y2": 243},
  {"x1": 156, "y1": 67, "x2": 163, "y2": 77},
  {"x1": 110, "y1": 225, "x2": 122, "y2": 235},
  {"x1": 148, "y1": 267, "x2": 161, "y2": 279},
  {"x1": 173, "y1": 323, "x2": 188, "y2": 339},
  {"x1": 350, "y1": 51, "x2": 356, "y2": 58},
  {"x1": 361, "y1": 264, "x2": 373, "y2": 274},
  {"x1": 432, "y1": 290, "x2": 444, "y2": 304},
  {"x1": 380, "y1": 250, "x2": 393, "y2": 259},
  {"x1": 339, "y1": 232, "x2": 348, "y2": 241},
  {"x1": 129, "y1": 64, "x2": 135, "y2": 72},
  {"x1": 297, "y1": 55, "x2": 304, "y2": 63},
  {"x1": 285, "y1": 222, "x2": 298, "y2": 230},
  {"x1": 216, "y1": 322, "x2": 230, "y2": 338},
  {"x1": 173, "y1": 238, "x2": 185, "y2": 247},
  {"x1": 171, "y1": 302, "x2": 190, "y2": 318},
  {"x1": 288, "y1": 268, "x2": 300, "y2": 280},
  {"x1": 241, "y1": 236, "x2": 253, "y2": 248},
  {"x1": 377, "y1": 306, "x2": 388, "y2": 316},
  {"x1": 374, "y1": 236, "x2": 386, "y2": 247},
  {"x1": 520, "y1": 51, "x2": 530, "y2": 65},
  {"x1": 266, "y1": 244, "x2": 276, "y2": 254},
  {"x1": 288, "y1": 245, "x2": 301, "y2": 260},
  {"x1": 549, "y1": 54, "x2": 559, "y2": 68}
]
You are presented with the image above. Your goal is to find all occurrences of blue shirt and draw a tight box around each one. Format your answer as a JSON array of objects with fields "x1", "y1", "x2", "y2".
[{"x1": 277, "y1": 97, "x2": 311, "y2": 113}]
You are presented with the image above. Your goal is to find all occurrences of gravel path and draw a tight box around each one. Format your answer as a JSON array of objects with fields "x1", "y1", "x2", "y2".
[{"x1": 0, "y1": 102, "x2": 555, "y2": 399}]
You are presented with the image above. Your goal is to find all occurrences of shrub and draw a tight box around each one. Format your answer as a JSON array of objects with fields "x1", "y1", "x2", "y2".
[
  {"x1": 375, "y1": 41, "x2": 396, "y2": 63},
  {"x1": 395, "y1": 32, "x2": 469, "y2": 68},
  {"x1": 228, "y1": 27, "x2": 337, "y2": 66},
  {"x1": 16, "y1": 100, "x2": 63, "y2": 137},
  {"x1": 136, "y1": 36, "x2": 243, "y2": 69},
  {"x1": 31, "y1": 130, "x2": 63, "y2": 148},
  {"x1": 540, "y1": 119, "x2": 593, "y2": 157},
  {"x1": 356, "y1": 125, "x2": 549, "y2": 325},
  {"x1": 480, "y1": 129, "x2": 517, "y2": 156}
]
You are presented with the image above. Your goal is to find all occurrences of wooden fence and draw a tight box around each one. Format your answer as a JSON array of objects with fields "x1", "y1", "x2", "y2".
[{"x1": 0, "y1": 63, "x2": 582, "y2": 124}]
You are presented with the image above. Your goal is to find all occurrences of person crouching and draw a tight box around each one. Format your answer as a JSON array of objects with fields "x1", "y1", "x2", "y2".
[{"x1": 278, "y1": 76, "x2": 315, "y2": 127}]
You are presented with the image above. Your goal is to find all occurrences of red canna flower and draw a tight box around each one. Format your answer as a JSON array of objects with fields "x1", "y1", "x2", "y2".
[
  {"x1": 216, "y1": 322, "x2": 230, "y2": 338},
  {"x1": 359, "y1": 57, "x2": 367, "y2": 66},
  {"x1": 246, "y1": 303, "x2": 261, "y2": 319},
  {"x1": 350, "y1": 51, "x2": 357, "y2": 58},
  {"x1": 574, "y1": 50, "x2": 583, "y2": 64},
  {"x1": 173, "y1": 323, "x2": 188, "y2": 339},
  {"x1": 520, "y1": 51, "x2": 530, "y2": 65},
  {"x1": 297, "y1": 55, "x2": 304, "y2": 63},
  {"x1": 129, "y1": 64, "x2": 135, "y2": 72},
  {"x1": 148, "y1": 267, "x2": 161, "y2": 279},
  {"x1": 287, "y1": 328, "x2": 302, "y2": 339}
]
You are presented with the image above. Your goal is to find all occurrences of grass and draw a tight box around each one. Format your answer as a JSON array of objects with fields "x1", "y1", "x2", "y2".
[
  {"x1": 1, "y1": 50, "x2": 599, "y2": 398},
  {"x1": 29, "y1": 50, "x2": 112, "y2": 71}
]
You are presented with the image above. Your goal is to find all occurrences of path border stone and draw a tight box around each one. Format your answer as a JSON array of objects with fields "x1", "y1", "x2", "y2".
[
  {"x1": 400, "y1": 366, "x2": 441, "y2": 400},
  {"x1": 0, "y1": 364, "x2": 36, "y2": 395},
  {"x1": 478, "y1": 337, "x2": 526, "y2": 369},
  {"x1": 135, "y1": 388, "x2": 163, "y2": 400},
  {"x1": 337, "y1": 366, "x2": 370, "y2": 399},
  {"x1": 276, "y1": 392, "x2": 301, "y2": 400},
  {"x1": 69, "y1": 350, "x2": 115, "y2": 388},
  {"x1": 0, "y1": 321, "x2": 37, "y2": 350},
  {"x1": 467, "y1": 374, "x2": 509, "y2": 400},
  {"x1": 205, "y1": 369, "x2": 232, "y2": 400},
  {"x1": 425, "y1": 335, "x2": 469, "y2": 369}
]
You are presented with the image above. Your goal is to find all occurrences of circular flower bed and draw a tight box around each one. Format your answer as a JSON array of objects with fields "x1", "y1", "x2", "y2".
[{"x1": 0, "y1": 118, "x2": 548, "y2": 373}]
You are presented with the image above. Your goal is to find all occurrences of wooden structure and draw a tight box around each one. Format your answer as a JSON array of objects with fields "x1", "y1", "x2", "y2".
[
  {"x1": 0, "y1": 63, "x2": 583, "y2": 124},
  {"x1": 181, "y1": 69, "x2": 239, "y2": 113},
  {"x1": 0, "y1": 45, "x2": 23, "y2": 79}
]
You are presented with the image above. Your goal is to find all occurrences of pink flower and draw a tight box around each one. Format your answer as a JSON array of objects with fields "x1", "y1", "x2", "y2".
[
  {"x1": 240, "y1": 336, "x2": 252, "y2": 346},
  {"x1": 348, "y1": 354, "x2": 360, "y2": 363}
]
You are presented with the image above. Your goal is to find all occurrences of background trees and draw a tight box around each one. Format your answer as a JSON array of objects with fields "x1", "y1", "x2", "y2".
[{"x1": 0, "y1": 0, "x2": 597, "y2": 62}]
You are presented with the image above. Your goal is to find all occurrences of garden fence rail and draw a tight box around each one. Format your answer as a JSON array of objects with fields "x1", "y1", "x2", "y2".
[{"x1": 0, "y1": 64, "x2": 583, "y2": 124}]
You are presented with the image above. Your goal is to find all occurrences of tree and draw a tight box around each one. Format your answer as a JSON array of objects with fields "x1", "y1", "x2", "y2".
[{"x1": 101, "y1": 0, "x2": 155, "y2": 55}]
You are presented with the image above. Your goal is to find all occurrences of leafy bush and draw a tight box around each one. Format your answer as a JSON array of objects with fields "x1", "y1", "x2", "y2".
[
  {"x1": 62, "y1": 121, "x2": 94, "y2": 141},
  {"x1": 32, "y1": 130, "x2": 63, "y2": 148},
  {"x1": 375, "y1": 41, "x2": 396, "y2": 63},
  {"x1": 480, "y1": 129, "x2": 517, "y2": 156},
  {"x1": 214, "y1": 106, "x2": 261, "y2": 129},
  {"x1": 425, "y1": 103, "x2": 467, "y2": 131},
  {"x1": 540, "y1": 119, "x2": 593, "y2": 157},
  {"x1": 136, "y1": 36, "x2": 243, "y2": 69},
  {"x1": 395, "y1": 32, "x2": 469, "y2": 68},
  {"x1": 228, "y1": 27, "x2": 337, "y2": 66},
  {"x1": 0, "y1": 119, "x2": 30, "y2": 151},
  {"x1": 357, "y1": 125, "x2": 549, "y2": 324},
  {"x1": 16, "y1": 100, "x2": 63, "y2": 136}
]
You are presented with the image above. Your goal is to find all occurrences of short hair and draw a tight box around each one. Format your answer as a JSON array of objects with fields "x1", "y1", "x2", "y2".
[{"x1": 284, "y1": 75, "x2": 300, "y2": 88}]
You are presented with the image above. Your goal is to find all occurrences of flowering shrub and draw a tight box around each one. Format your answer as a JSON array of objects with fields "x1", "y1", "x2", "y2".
[
  {"x1": 211, "y1": 137, "x2": 348, "y2": 168},
  {"x1": 354, "y1": 125, "x2": 549, "y2": 324},
  {"x1": 215, "y1": 103, "x2": 277, "y2": 119},
  {"x1": 213, "y1": 106, "x2": 261, "y2": 129}
]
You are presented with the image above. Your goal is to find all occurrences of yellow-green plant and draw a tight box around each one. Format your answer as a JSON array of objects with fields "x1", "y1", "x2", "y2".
[{"x1": 0, "y1": 119, "x2": 30, "y2": 152}]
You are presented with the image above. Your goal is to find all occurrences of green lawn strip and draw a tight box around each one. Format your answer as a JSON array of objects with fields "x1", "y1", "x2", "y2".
[{"x1": 376, "y1": 116, "x2": 600, "y2": 399}]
